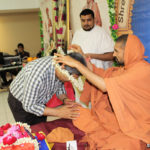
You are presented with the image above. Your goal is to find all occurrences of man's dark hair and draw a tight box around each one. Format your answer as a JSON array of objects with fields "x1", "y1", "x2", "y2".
[
  {"x1": 116, "y1": 34, "x2": 128, "y2": 48},
  {"x1": 65, "y1": 52, "x2": 87, "y2": 76},
  {"x1": 17, "y1": 43, "x2": 24, "y2": 48},
  {"x1": 80, "y1": 9, "x2": 94, "y2": 19},
  {"x1": 50, "y1": 49, "x2": 57, "y2": 56}
]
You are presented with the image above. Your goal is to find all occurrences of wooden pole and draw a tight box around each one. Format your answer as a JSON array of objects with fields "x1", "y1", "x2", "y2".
[{"x1": 66, "y1": 0, "x2": 70, "y2": 49}]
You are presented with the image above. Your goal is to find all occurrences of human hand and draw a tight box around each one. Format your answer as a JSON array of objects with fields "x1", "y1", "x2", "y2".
[
  {"x1": 69, "y1": 44, "x2": 84, "y2": 56},
  {"x1": 54, "y1": 53, "x2": 79, "y2": 68},
  {"x1": 85, "y1": 53, "x2": 91, "y2": 58},
  {"x1": 56, "y1": 104, "x2": 80, "y2": 120},
  {"x1": 63, "y1": 98, "x2": 81, "y2": 107}
]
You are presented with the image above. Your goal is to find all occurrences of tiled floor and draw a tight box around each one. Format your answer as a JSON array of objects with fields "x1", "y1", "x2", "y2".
[
  {"x1": 0, "y1": 91, "x2": 15, "y2": 126},
  {"x1": 0, "y1": 91, "x2": 59, "y2": 126}
]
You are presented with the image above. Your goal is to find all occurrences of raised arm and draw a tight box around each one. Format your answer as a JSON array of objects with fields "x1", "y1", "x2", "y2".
[
  {"x1": 55, "y1": 54, "x2": 106, "y2": 92},
  {"x1": 85, "y1": 52, "x2": 114, "y2": 61}
]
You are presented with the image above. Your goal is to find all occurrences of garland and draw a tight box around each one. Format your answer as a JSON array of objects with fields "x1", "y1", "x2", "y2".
[
  {"x1": 107, "y1": 0, "x2": 118, "y2": 41},
  {"x1": 39, "y1": 11, "x2": 44, "y2": 56},
  {"x1": 52, "y1": 47, "x2": 84, "y2": 91}
]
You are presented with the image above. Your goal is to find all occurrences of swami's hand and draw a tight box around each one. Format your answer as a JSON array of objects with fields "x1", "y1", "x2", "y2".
[
  {"x1": 56, "y1": 104, "x2": 80, "y2": 120},
  {"x1": 54, "y1": 53, "x2": 79, "y2": 68},
  {"x1": 64, "y1": 98, "x2": 74, "y2": 105},
  {"x1": 63, "y1": 98, "x2": 81, "y2": 107},
  {"x1": 69, "y1": 44, "x2": 84, "y2": 56}
]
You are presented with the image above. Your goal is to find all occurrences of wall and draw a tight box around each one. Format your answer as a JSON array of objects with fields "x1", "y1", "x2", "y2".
[
  {"x1": 132, "y1": 0, "x2": 150, "y2": 63},
  {"x1": 0, "y1": 0, "x2": 40, "y2": 11},
  {"x1": 0, "y1": 12, "x2": 41, "y2": 57}
]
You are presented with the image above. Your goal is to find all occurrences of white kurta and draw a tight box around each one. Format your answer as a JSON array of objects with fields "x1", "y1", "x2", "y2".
[{"x1": 72, "y1": 25, "x2": 114, "y2": 69}]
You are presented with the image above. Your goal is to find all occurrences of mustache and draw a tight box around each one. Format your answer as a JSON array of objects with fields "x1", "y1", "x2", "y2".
[
  {"x1": 113, "y1": 57, "x2": 118, "y2": 63},
  {"x1": 84, "y1": 25, "x2": 90, "y2": 27},
  {"x1": 113, "y1": 57, "x2": 124, "y2": 66}
]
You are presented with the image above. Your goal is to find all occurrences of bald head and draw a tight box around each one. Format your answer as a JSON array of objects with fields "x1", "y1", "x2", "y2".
[
  {"x1": 116, "y1": 34, "x2": 128, "y2": 49},
  {"x1": 113, "y1": 34, "x2": 129, "y2": 66}
]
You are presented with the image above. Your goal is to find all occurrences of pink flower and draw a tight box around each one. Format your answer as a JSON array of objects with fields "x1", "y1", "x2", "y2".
[
  {"x1": 36, "y1": 132, "x2": 45, "y2": 141},
  {"x1": 3, "y1": 135, "x2": 17, "y2": 145},
  {"x1": 7, "y1": 125, "x2": 20, "y2": 134},
  {"x1": 57, "y1": 39, "x2": 62, "y2": 42},
  {"x1": 56, "y1": 28, "x2": 63, "y2": 34},
  {"x1": 112, "y1": 24, "x2": 118, "y2": 30},
  {"x1": 21, "y1": 131, "x2": 28, "y2": 137},
  {"x1": 12, "y1": 131, "x2": 21, "y2": 138},
  {"x1": 61, "y1": 14, "x2": 66, "y2": 21},
  {"x1": 54, "y1": 7, "x2": 58, "y2": 11},
  {"x1": 59, "y1": 28, "x2": 63, "y2": 34},
  {"x1": 1, "y1": 123, "x2": 11, "y2": 130},
  {"x1": 0, "y1": 129, "x2": 4, "y2": 136},
  {"x1": 55, "y1": 16, "x2": 58, "y2": 22}
]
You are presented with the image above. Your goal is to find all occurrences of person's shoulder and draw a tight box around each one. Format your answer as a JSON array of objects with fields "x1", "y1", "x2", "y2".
[
  {"x1": 24, "y1": 50, "x2": 30, "y2": 56},
  {"x1": 74, "y1": 28, "x2": 83, "y2": 34},
  {"x1": 27, "y1": 56, "x2": 53, "y2": 69},
  {"x1": 37, "y1": 55, "x2": 52, "y2": 61},
  {"x1": 39, "y1": 56, "x2": 53, "y2": 64},
  {"x1": 94, "y1": 26, "x2": 111, "y2": 37},
  {"x1": 73, "y1": 28, "x2": 83, "y2": 38},
  {"x1": 37, "y1": 56, "x2": 54, "y2": 72},
  {"x1": 94, "y1": 25, "x2": 106, "y2": 32}
]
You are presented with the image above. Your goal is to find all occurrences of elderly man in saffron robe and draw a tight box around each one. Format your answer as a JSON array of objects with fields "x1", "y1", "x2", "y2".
[{"x1": 55, "y1": 34, "x2": 150, "y2": 150}]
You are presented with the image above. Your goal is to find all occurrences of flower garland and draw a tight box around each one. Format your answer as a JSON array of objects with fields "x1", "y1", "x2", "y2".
[
  {"x1": 107, "y1": 0, "x2": 118, "y2": 41},
  {"x1": 0, "y1": 122, "x2": 39, "y2": 149},
  {"x1": 39, "y1": 11, "x2": 44, "y2": 56},
  {"x1": 52, "y1": 47, "x2": 84, "y2": 91},
  {"x1": 0, "y1": 137, "x2": 39, "y2": 150},
  {"x1": 53, "y1": 0, "x2": 67, "y2": 49}
]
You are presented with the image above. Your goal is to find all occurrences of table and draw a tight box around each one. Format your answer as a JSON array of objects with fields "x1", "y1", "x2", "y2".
[
  {"x1": 0, "y1": 65, "x2": 22, "y2": 72},
  {"x1": 0, "y1": 65, "x2": 22, "y2": 89}
]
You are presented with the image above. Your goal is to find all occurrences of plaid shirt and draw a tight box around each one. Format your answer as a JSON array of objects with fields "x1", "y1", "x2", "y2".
[{"x1": 10, "y1": 56, "x2": 66, "y2": 116}]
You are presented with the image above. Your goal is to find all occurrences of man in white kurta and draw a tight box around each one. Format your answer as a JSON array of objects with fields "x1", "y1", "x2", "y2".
[{"x1": 72, "y1": 9, "x2": 114, "y2": 69}]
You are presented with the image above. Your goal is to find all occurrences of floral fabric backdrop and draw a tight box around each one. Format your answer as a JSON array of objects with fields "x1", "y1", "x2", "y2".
[{"x1": 40, "y1": 0, "x2": 67, "y2": 54}]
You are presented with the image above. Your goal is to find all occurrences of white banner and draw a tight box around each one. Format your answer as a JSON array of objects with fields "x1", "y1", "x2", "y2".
[{"x1": 115, "y1": 0, "x2": 134, "y2": 35}]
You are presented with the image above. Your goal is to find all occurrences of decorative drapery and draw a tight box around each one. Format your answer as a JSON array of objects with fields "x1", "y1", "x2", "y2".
[
  {"x1": 40, "y1": 0, "x2": 67, "y2": 55},
  {"x1": 52, "y1": 0, "x2": 67, "y2": 50}
]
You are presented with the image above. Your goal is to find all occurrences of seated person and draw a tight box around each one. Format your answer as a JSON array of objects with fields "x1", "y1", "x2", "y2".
[
  {"x1": 0, "y1": 52, "x2": 8, "y2": 86},
  {"x1": 55, "y1": 34, "x2": 150, "y2": 150},
  {"x1": 15, "y1": 43, "x2": 30, "y2": 60},
  {"x1": 0, "y1": 52, "x2": 22, "y2": 86}
]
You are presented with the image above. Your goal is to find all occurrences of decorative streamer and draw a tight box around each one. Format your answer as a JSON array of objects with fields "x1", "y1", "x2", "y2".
[
  {"x1": 107, "y1": 0, "x2": 118, "y2": 41},
  {"x1": 39, "y1": 11, "x2": 44, "y2": 56}
]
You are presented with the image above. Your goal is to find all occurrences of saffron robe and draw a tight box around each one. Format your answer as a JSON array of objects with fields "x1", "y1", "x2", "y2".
[{"x1": 73, "y1": 35, "x2": 150, "y2": 150}]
